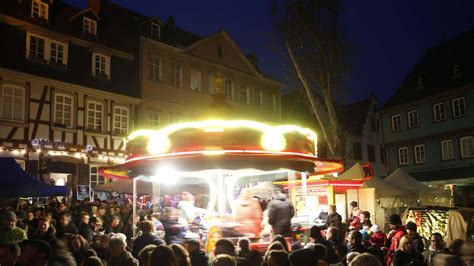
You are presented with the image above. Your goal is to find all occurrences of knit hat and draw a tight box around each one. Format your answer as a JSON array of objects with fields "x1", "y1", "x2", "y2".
[
  {"x1": 388, "y1": 214, "x2": 402, "y2": 225},
  {"x1": 405, "y1": 221, "x2": 417, "y2": 231},
  {"x1": 370, "y1": 224, "x2": 381, "y2": 233},
  {"x1": 1, "y1": 211, "x2": 17, "y2": 221}
]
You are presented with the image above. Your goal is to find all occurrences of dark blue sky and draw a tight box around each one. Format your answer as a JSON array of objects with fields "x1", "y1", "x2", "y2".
[{"x1": 69, "y1": 0, "x2": 474, "y2": 104}]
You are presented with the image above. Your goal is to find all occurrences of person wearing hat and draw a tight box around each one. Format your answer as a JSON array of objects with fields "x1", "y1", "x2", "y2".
[
  {"x1": 386, "y1": 214, "x2": 407, "y2": 266},
  {"x1": 405, "y1": 221, "x2": 424, "y2": 256},
  {"x1": 369, "y1": 224, "x2": 386, "y2": 249},
  {"x1": 0, "y1": 211, "x2": 28, "y2": 244}
]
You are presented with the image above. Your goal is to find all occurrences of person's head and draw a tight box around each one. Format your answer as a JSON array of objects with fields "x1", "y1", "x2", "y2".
[
  {"x1": 70, "y1": 234, "x2": 88, "y2": 252},
  {"x1": 310, "y1": 225, "x2": 323, "y2": 241},
  {"x1": 33, "y1": 207, "x2": 43, "y2": 218},
  {"x1": 38, "y1": 216, "x2": 51, "y2": 234},
  {"x1": 359, "y1": 211, "x2": 370, "y2": 223},
  {"x1": 430, "y1": 232, "x2": 445, "y2": 250},
  {"x1": 1, "y1": 211, "x2": 17, "y2": 230},
  {"x1": 27, "y1": 211, "x2": 35, "y2": 221},
  {"x1": 271, "y1": 235, "x2": 290, "y2": 253},
  {"x1": 348, "y1": 253, "x2": 382, "y2": 266},
  {"x1": 0, "y1": 243, "x2": 21, "y2": 266},
  {"x1": 361, "y1": 221, "x2": 371, "y2": 231},
  {"x1": 97, "y1": 207, "x2": 106, "y2": 217},
  {"x1": 370, "y1": 224, "x2": 381, "y2": 233},
  {"x1": 238, "y1": 237, "x2": 250, "y2": 251},
  {"x1": 58, "y1": 203, "x2": 67, "y2": 213},
  {"x1": 19, "y1": 240, "x2": 52, "y2": 266},
  {"x1": 326, "y1": 226, "x2": 340, "y2": 242},
  {"x1": 81, "y1": 256, "x2": 104, "y2": 266},
  {"x1": 212, "y1": 254, "x2": 237, "y2": 266},
  {"x1": 138, "y1": 244, "x2": 157, "y2": 266},
  {"x1": 214, "y1": 238, "x2": 235, "y2": 256},
  {"x1": 267, "y1": 250, "x2": 290, "y2": 266},
  {"x1": 328, "y1": 204, "x2": 337, "y2": 215},
  {"x1": 108, "y1": 237, "x2": 126, "y2": 258},
  {"x1": 170, "y1": 243, "x2": 191, "y2": 266},
  {"x1": 80, "y1": 212, "x2": 90, "y2": 224},
  {"x1": 347, "y1": 231, "x2": 363, "y2": 248},
  {"x1": 185, "y1": 239, "x2": 201, "y2": 253},
  {"x1": 349, "y1": 201, "x2": 358, "y2": 211},
  {"x1": 288, "y1": 248, "x2": 318, "y2": 266},
  {"x1": 388, "y1": 214, "x2": 402, "y2": 230},
  {"x1": 398, "y1": 235, "x2": 413, "y2": 252},
  {"x1": 449, "y1": 239, "x2": 464, "y2": 255},
  {"x1": 346, "y1": 252, "x2": 360, "y2": 265},
  {"x1": 111, "y1": 215, "x2": 121, "y2": 227},
  {"x1": 59, "y1": 212, "x2": 72, "y2": 226},
  {"x1": 149, "y1": 245, "x2": 177, "y2": 266},
  {"x1": 139, "y1": 220, "x2": 155, "y2": 234},
  {"x1": 405, "y1": 221, "x2": 417, "y2": 236}
]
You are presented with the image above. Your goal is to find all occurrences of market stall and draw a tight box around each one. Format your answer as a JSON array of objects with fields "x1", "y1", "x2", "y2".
[{"x1": 99, "y1": 119, "x2": 344, "y2": 251}]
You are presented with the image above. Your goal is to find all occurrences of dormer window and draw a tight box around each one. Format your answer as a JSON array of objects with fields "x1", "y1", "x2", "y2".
[
  {"x1": 217, "y1": 46, "x2": 224, "y2": 58},
  {"x1": 453, "y1": 64, "x2": 462, "y2": 78},
  {"x1": 417, "y1": 76, "x2": 424, "y2": 90},
  {"x1": 83, "y1": 17, "x2": 97, "y2": 36},
  {"x1": 150, "y1": 23, "x2": 160, "y2": 39},
  {"x1": 32, "y1": 0, "x2": 48, "y2": 20}
]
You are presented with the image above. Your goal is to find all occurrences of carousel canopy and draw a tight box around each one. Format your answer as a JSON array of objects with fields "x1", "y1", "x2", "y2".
[{"x1": 0, "y1": 157, "x2": 67, "y2": 197}]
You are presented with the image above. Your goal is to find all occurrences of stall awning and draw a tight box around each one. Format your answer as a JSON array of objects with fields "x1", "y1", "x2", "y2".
[
  {"x1": 0, "y1": 157, "x2": 67, "y2": 198},
  {"x1": 409, "y1": 166, "x2": 474, "y2": 183}
]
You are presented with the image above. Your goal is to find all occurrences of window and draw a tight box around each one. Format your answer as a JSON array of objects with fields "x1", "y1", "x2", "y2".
[
  {"x1": 29, "y1": 35, "x2": 45, "y2": 59},
  {"x1": 90, "y1": 166, "x2": 106, "y2": 187},
  {"x1": 83, "y1": 17, "x2": 97, "y2": 36},
  {"x1": 255, "y1": 89, "x2": 262, "y2": 107},
  {"x1": 86, "y1": 101, "x2": 103, "y2": 131},
  {"x1": 170, "y1": 63, "x2": 182, "y2": 87},
  {"x1": 0, "y1": 84, "x2": 25, "y2": 121},
  {"x1": 190, "y1": 69, "x2": 201, "y2": 91},
  {"x1": 92, "y1": 53, "x2": 110, "y2": 78},
  {"x1": 149, "y1": 111, "x2": 161, "y2": 127},
  {"x1": 148, "y1": 55, "x2": 161, "y2": 81},
  {"x1": 150, "y1": 23, "x2": 160, "y2": 39},
  {"x1": 407, "y1": 110, "x2": 419, "y2": 128},
  {"x1": 367, "y1": 144, "x2": 376, "y2": 162},
  {"x1": 391, "y1": 114, "x2": 402, "y2": 131},
  {"x1": 217, "y1": 46, "x2": 224, "y2": 58},
  {"x1": 169, "y1": 115, "x2": 182, "y2": 124},
  {"x1": 398, "y1": 147, "x2": 409, "y2": 165},
  {"x1": 241, "y1": 85, "x2": 250, "y2": 104},
  {"x1": 453, "y1": 64, "x2": 462, "y2": 78},
  {"x1": 208, "y1": 72, "x2": 217, "y2": 94},
  {"x1": 441, "y1": 139, "x2": 454, "y2": 161},
  {"x1": 50, "y1": 41, "x2": 64, "y2": 64},
  {"x1": 268, "y1": 92, "x2": 276, "y2": 110},
  {"x1": 113, "y1": 106, "x2": 129, "y2": 135},
  {"x1": 31, "y1": 0, "x2": 48, "y2": 20},
  {"x1": 352, "y1": 142, "x2": 362, "y2": 160},
  {"x1": 414, "y1": 144, "x2": 426, "y2": 164},
  {"x1": 225, "y1": 80, "x2": 234, "y2": 100},
  {"x1": 452, "y1": 97, "x2": 466, "y2": 118},
  {"x1": 433, "y1": 102, "x2": 447, "y2": 122},
  {"x1": 27, "y1": 33, "x2": 68, "y2": 65},
  {"x1": 417, "y1": 76, "x2": 424, "y2": 90},
  {"x1": 54, "y1": 93, "x2": 73, "y2": 127},
  {"x1": 460, "y1": 136, "x2": 474, "y2": 158}
]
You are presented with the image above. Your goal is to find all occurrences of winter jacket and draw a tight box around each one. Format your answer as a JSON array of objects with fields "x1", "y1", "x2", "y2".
[
  {"x1": 326, "y1": 212, "x2": 342, "y2": 230},
  {"x1": 56, "y1": 222, "x2": 79, "y2": 239},
  {"x1": 393, "y1": 250, "x2": 425, "y2": 266},
  {"x1": 132, "y1": 232, "x2": 164, "y2": 258},
  {"x1": 267, "y1": 193, "x2": 295, "y2": 237},
  {"x1": 189, "y1": 249, "x2": 209, "y2": 266},
  {"x1": 108, "y1": 251, "x2": 139, "y2": 266},
  {"x1": 387, "y1": 227, "x2": 407, "y2": 266},
  {"x1": 411, "y1": 233, "x2": 425, "y2": 255},
  {"x1": 369, "y1": 231, "x2": 386, "y2": 249}
]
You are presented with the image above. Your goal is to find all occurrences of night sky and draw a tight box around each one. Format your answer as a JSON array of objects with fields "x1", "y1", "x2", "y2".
[{"x1": 68, "y1": 0, "x2": 474, "y2": 104}]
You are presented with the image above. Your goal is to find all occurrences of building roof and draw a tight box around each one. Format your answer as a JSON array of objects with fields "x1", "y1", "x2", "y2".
[
  {"x1": 409, "y1": 166, "x2": 474, "y2": 182},
  {"x1": 382, "y1": 29, "x2": 474, "y2": 110},
  {"x1": 336, "y1": 96, "x2": 375, "y2": 135}
]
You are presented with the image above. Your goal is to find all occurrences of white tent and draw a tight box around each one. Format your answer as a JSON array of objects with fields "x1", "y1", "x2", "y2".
[
  {"x1": 384, "y1": 168, "x2": 450, "y2": 196},
  {"x1": 337, "y1": 162, "x2": 365, "y2": 180},
  {"x1": 363, "y1": 175, "x2": 414, "y2": 197}
]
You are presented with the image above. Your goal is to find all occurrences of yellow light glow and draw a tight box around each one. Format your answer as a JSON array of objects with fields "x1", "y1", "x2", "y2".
[{"x1": 128, "y1": 120, "x2": 317, "y2": 156}]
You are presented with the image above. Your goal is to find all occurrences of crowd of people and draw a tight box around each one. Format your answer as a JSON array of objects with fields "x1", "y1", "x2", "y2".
[{"x1": 0, "y1": 195, "x2": 472, "y2": 266}]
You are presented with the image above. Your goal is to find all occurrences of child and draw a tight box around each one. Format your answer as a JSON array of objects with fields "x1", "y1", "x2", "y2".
[{"x1": 369, "y1": 224, "x2": 386, "y2": 249}]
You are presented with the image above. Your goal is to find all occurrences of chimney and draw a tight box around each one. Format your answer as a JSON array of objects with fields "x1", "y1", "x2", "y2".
[{"x1": 88, "y1": 0, "x2": 101, "y2": 14}]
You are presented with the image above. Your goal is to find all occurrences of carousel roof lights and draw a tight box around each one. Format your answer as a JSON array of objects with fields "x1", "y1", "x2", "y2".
[{"x1": 128, "y1": 120, "x2": 317, "y2": 155}]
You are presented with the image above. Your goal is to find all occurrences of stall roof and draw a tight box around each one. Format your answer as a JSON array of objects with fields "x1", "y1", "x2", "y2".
[
  {"x1": 0, "y1": 157, "x2": 67, "y2": 197},
  {"x1": 363, "y1": 176, "x2": 413, "y2": 197},
  {"x1": 384, "y1": 168, "x2": 450, "y2": 196}
]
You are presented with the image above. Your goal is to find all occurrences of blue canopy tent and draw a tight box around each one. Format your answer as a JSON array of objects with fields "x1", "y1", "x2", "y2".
[{"x1": 0, "y1": 157, "x2": 67, "y2": 197}]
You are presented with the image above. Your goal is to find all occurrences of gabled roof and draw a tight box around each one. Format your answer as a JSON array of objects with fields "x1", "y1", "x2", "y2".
[
  {"x1": 69, "y1": 8, "x2": 100, "y2": 21},
  {"x1": 382, "y1": 29, "x2": 474, "y2": 110},
  {"x1": 337, "y1": 96, "x2": 376, "y2": 135},
  {"x1": 185, "y1": 30, "x2": 260, "y2": 76}
]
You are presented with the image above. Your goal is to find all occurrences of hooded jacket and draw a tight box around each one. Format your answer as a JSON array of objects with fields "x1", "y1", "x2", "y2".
[{"x1": 267, "y1": 193, "x2": 295, "y2": 237}]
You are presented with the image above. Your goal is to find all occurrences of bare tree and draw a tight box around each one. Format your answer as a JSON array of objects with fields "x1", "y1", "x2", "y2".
[{"x1": 272, "y1": 0, "x2": 350, "y2": 158}]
